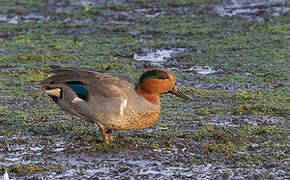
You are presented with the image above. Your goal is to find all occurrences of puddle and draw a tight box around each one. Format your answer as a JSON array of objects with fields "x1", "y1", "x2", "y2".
[
  {"x1": 22, "y1": 14, "x2": 47, "y2": 22},
  {"x1": 0, "y1": 123, "x2": 288, "y2": 179},
  {"x1": 47, "y1": 0, "x2": 96, "y2": 6},
  {"x1": 0, "y1": 15, "x2": 9, "y2": 22},
  {"x1": 128, "y1": 30, "x2": 141, "y2": 36},
  {"x1": 0, "y1": 14, "x2": 48, "y2": 24},
  {"x1": 208, "y1": 115, "x2": 286, "y2": 127},
  {"x1": 70, "y1": 0, "x2": 96, "y2": 6},
  {"x1": 168, "y1": 66, "x2": 219, "y2": 77},
  {"x1": 145, "y1": 12, "x2": 163, "y2": 18},
  {"x1": 215, "y1": 0, "x2": 290, "y2": 21},
  {"x1": 186, "y1": 66, "x2": 217, "y2": 75},
  {"x1": 159, "y1": 113, "x2": 287, "y2": 132},
  {"x1": 0, "y1": 0, "x2": 288, "y2": 27},
  {"x1": 133, "y1": 49, "x2": 184, "y2": 63},
  {"x1": 193, "y1": 82, "x2": 288, "y2": 90},
  {"x1": 105, "y1": 20, "x2": 132, "y2": 25},
  {"x1": 3, "y1": 142, "x2": 287, "y2": 179},
  {"x1": 8, "y1": 16, "x2": 19, "y2": 24}
]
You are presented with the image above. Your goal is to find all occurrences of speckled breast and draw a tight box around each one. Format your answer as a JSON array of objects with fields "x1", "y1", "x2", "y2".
[{"x1": 101, "y1": 106, "x2": 161, "y2": 131}]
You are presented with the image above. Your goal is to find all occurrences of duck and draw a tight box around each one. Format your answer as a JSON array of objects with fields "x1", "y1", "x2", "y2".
[{"x1": 35, "y1": 65, "x2": 193, "y2": 143}]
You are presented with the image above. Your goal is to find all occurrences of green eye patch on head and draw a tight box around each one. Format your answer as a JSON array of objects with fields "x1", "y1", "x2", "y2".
[{"x1": 139, "y1": 70, "x2": 169, "y2": 84}]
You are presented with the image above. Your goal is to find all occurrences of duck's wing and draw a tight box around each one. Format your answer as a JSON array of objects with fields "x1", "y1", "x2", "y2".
[{"x1": 35, "y1": 67, "x2": 136, "y2": 101}]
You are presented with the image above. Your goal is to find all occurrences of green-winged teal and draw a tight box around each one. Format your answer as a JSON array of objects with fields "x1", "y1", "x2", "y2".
[{"x1": 35, "y1": 66, "x2": 192, "y2": 143}]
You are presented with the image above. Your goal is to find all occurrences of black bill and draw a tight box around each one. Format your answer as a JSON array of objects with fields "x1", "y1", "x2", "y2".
[{"x1": 169, "y1": 86, "x2": 193, "y2": 102}]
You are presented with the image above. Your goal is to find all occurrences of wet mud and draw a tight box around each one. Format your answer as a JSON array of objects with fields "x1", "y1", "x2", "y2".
[{"x1": 215, "y1": 0, "x2": 290, "y2": 22}]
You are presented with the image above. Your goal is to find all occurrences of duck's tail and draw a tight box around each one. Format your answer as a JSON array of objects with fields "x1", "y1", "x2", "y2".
[
  {"x1": 33, "y1": 65, "x2": 61, "y2": 90},
  {"x1": 34, "y1": 65, "x2": 62, "y2": 98},
  {"x1": 34, "y1": 81, "x2": 62, "y2": 98}
]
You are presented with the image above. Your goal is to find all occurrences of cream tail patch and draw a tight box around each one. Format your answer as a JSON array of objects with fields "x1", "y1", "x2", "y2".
[{"x1": 44, "y1": 88, "x2": 61, "y2": 97}]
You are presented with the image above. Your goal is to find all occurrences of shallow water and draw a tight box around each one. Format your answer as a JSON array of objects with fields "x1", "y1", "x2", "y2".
[
  {"x1": 0, "y1": 14, "x2": 48, "y2": 24},
  {"x1": 0, "y1": 0, "x2": 288, "y2": 25},
  {"x1": 192, "y1": 82, "x2": 286, "y2": 90},
  {"x1": 186, "y1": 66, "x2": 217, "y2": 75},
  {"x1": 215, "y1": 0, "x2": 290, "y2": 21},
  {"x1": 133, "y1": 49, "x2": 184, "y2": 63},
  {"x1": 1, "y1": 134, "x2": 288, "y2": 179}
]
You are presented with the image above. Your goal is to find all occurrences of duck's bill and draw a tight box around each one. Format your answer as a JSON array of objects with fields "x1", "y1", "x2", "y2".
[{"x1": 169, "y1": 86, "x2": 193, "y2": 102}]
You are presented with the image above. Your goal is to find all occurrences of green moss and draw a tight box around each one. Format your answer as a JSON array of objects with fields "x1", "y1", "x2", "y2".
[
  {"x1": 1, "y1": 53, "x2": 73, "y2": 62},
  {"x1": 12, "y1": 35, "x2": 31, "y2": 44},
  {"x1": 0, "y1": 163, "x2": 61, "y2": 175},
  {"x1": 251, "y1": 24, "x2": 290, "y2": 34},
  {"x1": 150, "y1": 16, "x2": 218, "y2": 35}
]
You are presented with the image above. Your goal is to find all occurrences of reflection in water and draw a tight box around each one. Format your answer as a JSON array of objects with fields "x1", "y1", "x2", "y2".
[
  {"x1": 8, "y1": 16, "x2": 19, "y2": 24},
  {"x1": 133, "y1": 49, "x2": 184, "y2": 63},
  {"x1": 187, "y1": 66, "x2": 217, "y2": 75},
  {"x1": 0, "y1": 14, "x2": 47, "y2": 24}
]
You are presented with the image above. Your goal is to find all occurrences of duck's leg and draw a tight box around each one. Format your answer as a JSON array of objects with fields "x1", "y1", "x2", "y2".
[
  {"x1": 97, "y1": 123, "x2": 113, "y2": 144},
  {"x1": 106, "y1": 129, "x2": 113, "y2": 142}
]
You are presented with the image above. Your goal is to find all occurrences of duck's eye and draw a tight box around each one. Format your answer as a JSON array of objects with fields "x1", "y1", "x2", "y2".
[{"x1": 139, "y1": 70, "x2": 169, "y2": 83}]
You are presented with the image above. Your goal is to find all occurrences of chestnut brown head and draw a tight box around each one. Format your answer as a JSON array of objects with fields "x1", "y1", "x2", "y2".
[{"x1": 137, "y1": 68, "x2": 193, "y2": 104}]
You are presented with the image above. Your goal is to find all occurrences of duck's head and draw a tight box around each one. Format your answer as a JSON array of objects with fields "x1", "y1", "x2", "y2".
[{"x1": 137, "y1": 68, "x2": 193, "y2": 105}]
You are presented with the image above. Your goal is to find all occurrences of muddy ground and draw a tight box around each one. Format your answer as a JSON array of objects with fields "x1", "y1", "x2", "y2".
[{"x1": 0, "y1": 0, "x2": 289, "y2": 179}]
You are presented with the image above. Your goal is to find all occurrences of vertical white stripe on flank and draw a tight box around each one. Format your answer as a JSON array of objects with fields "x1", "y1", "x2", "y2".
[
  {"x1": 120, "y1": 99, "x2": 127, "y2": 115},
  {"x1": 3, "y1": 170, "x2": 9, "y2": 180}
]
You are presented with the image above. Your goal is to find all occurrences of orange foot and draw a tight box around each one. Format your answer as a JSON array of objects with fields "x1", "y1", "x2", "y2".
[{"x1": 97, "y1": 123, "x2": 113, "y2": 144}]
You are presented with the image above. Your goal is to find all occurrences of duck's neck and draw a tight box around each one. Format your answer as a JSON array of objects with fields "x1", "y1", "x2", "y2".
[{"x1": 137, "y1": 87, "x2": 160, "y2": 105}]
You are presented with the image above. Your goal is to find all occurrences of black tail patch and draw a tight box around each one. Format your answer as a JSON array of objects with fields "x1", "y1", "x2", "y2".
[{"x1": 49, "y1": 95, "x2": 58, "y2": 103}]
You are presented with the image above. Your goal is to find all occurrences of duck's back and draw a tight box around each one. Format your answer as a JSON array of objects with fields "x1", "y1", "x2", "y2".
[{"x1": 36, "y1": 67, "x2": 160, "y2": 130}]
